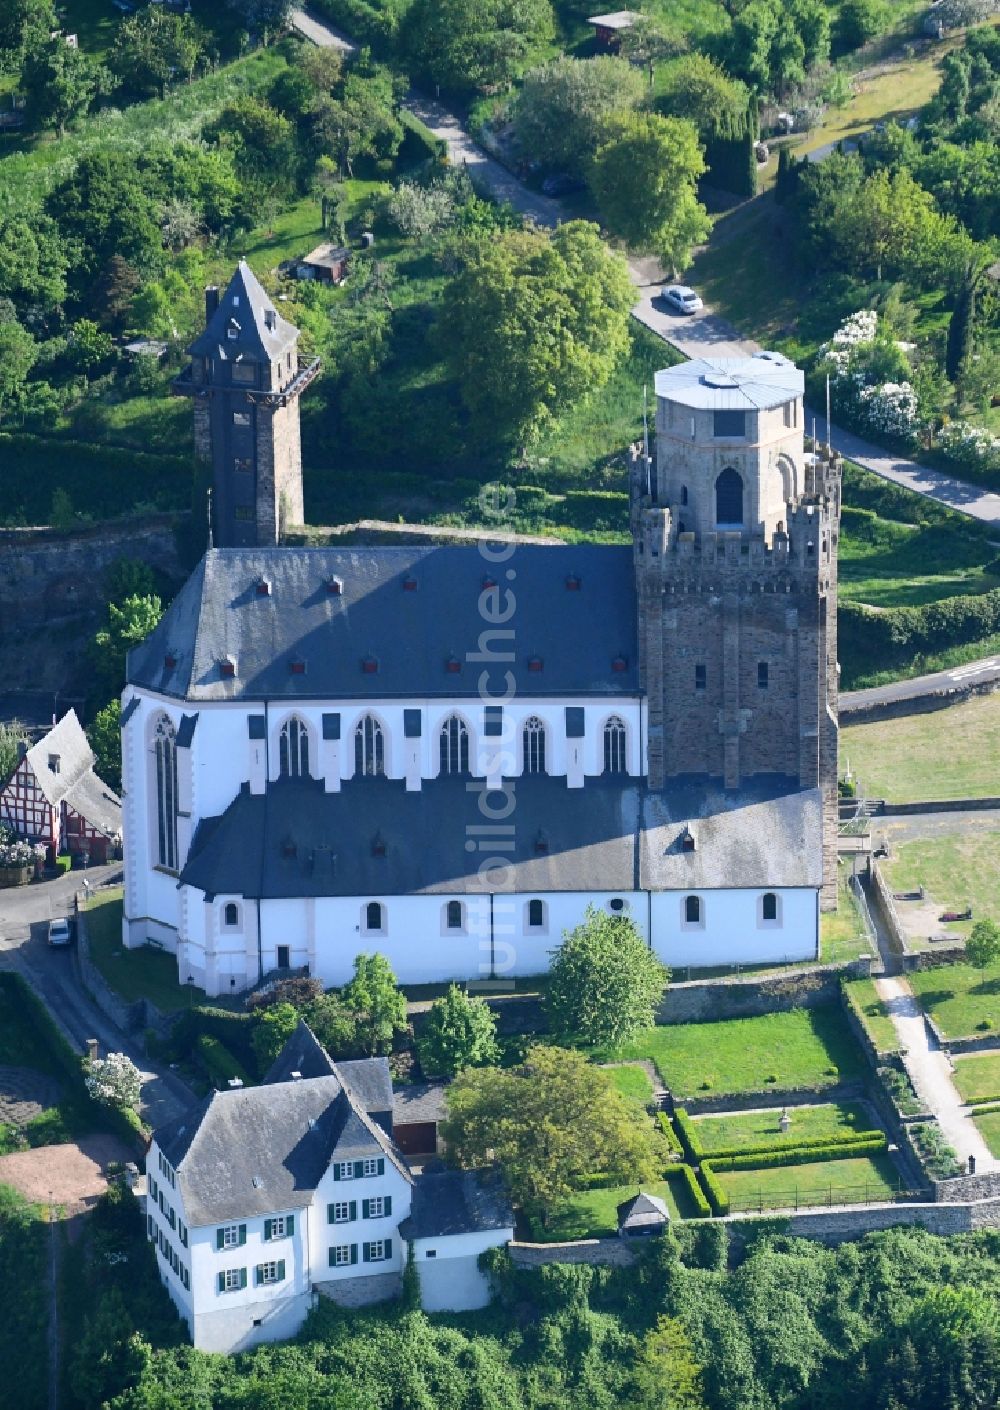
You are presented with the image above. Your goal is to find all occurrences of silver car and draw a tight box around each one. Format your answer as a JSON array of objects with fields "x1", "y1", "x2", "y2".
[
  {"x1": 661, "y1": 285, "x2": 704, "y2": 315},
  {"x1": 48, "y1": 918, "x2": 72, "y2": 947}
]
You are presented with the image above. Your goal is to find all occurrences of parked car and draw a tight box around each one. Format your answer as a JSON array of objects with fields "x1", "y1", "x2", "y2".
[
  {"x1": 541, "y1": 173, "x2": 584, "y2": 198},
  {"x1": 661, "y1": 285, "x2": 704, "y2": 315},
  {"x1": 47, "y1": 917, "x2": 73, "y2": 947}
]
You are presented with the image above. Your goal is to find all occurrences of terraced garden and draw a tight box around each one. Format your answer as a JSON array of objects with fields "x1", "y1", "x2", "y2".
[
  {"x1": 951, "y1": 1051, "x2": 1000, "y2": 1105},
  {"x1": 689, "y1": 1100, "x2": 875, "y2": 1156},
  {"x1": 908, "y1": 961, "x2": 1000, "y2": 1041},
  {"x1": 712, "y1": 1153, "x2": 903, "y2": 1214}
]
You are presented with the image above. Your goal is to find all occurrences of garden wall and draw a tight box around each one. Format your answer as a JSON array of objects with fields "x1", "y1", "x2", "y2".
[
  {"x1": 655, "y1": 962, "x2": 871, "y2": 1026},
  {"x1": 509, "y1": 1239, "x2": 637, "y2": 1269},
  {"x1": 900, "y1": 946, "x2": 967, "y2": 971},
  {"x1": 75, "y1": 897, "x2": 177, "y2": 1050},
  {"x1": 728, "y1": 1194, "x2": 1000, "y2": 1248},
  {"x1": 681, "y1": 1080, "x2": 865, "y2": 1117},
  {"x1": 933, "y1": 1170, "x2": 1000, "y2": 1202},
  {"x1": 839, "y1": 674, "x2": 1000, "y2": 724}
]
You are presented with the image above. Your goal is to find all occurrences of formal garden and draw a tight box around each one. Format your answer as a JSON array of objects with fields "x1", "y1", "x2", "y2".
[{"x1": 908, "y1": 957, "x2": 1000, "y2": 1038}]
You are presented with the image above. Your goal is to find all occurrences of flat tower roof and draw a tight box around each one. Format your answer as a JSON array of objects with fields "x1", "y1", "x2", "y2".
[{"x1": 654, "y1": 352, "x2": 803, "y2": 412}]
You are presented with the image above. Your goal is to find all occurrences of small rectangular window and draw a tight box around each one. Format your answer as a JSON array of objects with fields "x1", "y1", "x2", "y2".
[
  {"x1": 332, "y1": 1201, "x2": 351, "y2": 1223},
  {"x1": 783, "y1": 400, "x2": 796, "y2": 428},
  {"x1": 336, "y1": 1162, "x2": 354, "y2": 1181},
  {"x1": 367, "y1": 1197, "x2": 384, "y2": 1219},
  {"x1": 232, "y1": 362, "x2": 255, "y2": 384},
  {"x1": 695, "y1": 664, "x2": 706, "y2": 691},
  {"x1": 234, "y1": 506, "x2": 254, "y2": 522},
  {"x1": 234, "y1": 457, "x2": 252, "y2": 473},
  {"x1": 223, "y1": 1268, "x2": 243, "y2": 1292},
  {"x1": 330, "y1": 1245, "x2": 353, "y2": 1267},
  {"x1": 233, "y1": 411, "x2": 251, "y2": 427},
  {"x1": 713, "y1": 409, "x2": 746, "y2": 438},
  {"x1": 362, "y1": 1158, "x2": 379, "y2": 1178},
  {"x1": 758, "y1": 662, "x2": 769, "y2": 689},
  {"x1": 256, "y1": 1261, "x2": 280, "y2": 1285},
  {"x1": 220, "y1": 1224, "x2": 240, "y2": 1249},
  {"x1": 267, "y1": 1216, "x2": 287, "y2": 1240}
]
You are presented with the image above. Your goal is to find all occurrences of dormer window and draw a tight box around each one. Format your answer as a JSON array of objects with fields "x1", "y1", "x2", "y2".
[
  {"x1": 681, "y1": 828, "x2": 696, "y2": 853},
  {"x1": 48, "y1": 754, "x2": 60, "y2": 775},
  {"x1": 527, "y1": 656, "x2": 543, "y2": 673},
  {"x1": 288, "y1": 658, "x2": 306, "y2": 676},
  {"x1": 255, "y1": 577, "x2": 271, "y2": 597},
  {"x1": 402, "y1": 576, "x2": 417, "y2": 592},
  {"x1": 164, "y1": 652, "x2": 177, "y2": 670},
  {"x1": 281, "y1": 836, "x2": 297, "y2": 859},
  {"x1": 534, "y1": 829, "x2": 548, "y2": 854},
  {"x1": 264, "y1": 309, "x2": 276, "y2": 331},
  {"x1": 371, "y1": 832, "x2": 387, "y2": 858},
  {"x1": 361, "y1": 656, "x2": 378, "y2": 675},
  {"x1": 227, "y1": 319, "x2": 240, "y2": 341},
  {"x1": 565, "y1": 574, "x2": 581, "y2": 591},
  {"x1": 481, "y1": 574, "x2": 497, "y2": 590},
  {"x1": 612, "y1": 655, "x2": 628, "y2": 673},
  {"x1": 220, "y1": 656, "x2": 236, "y2": 678},
  {"x1": 445, "y1": 656, "x2": 462, "y2": 674},
  {"x1": 326, "y1": 575, "x2": 343, "y2": 595}
]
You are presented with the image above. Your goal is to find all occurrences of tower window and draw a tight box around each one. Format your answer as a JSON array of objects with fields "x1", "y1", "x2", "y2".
[
  {"x1": 523, "y1": 717, "x2": 546, "y2": 775},
  {"x1": 783, "y1": 401, "x2": 796, "y2": 429},
  {"x1": 445, "y1": 900, "x2": 464, "y2": 931},
  {"x1": 223, "y1": 903, "x2": 239, "y2": 927},
  {"x1": 233, "y1": 411, "x2": 251, "y2": 427},
  {"x1": 153, "y1": 715, "x2": 178, "y2": 872},
  {"x1": 439, "y1": 716, "x2": 469, "y2": 776},
  {"x1": 757, "y1": 662, "x2": 769, "y2": 689},
  {"x1": 684, "y1": 895, "x2": 702, "y2": 926},
  {"x1": 695, "y1": 664, "x2": 706, "y2": 691},
  {"x1": 234, "y1": 506, "x2": 254, "y2": 522},
  {"x1": 355, "y1": 715, "x2": 385, "y2": 777},
  {"x1": 680, "y1": 485, "x2": 688, "y2": 506},
  {"x1": 364, "y1": 902, "x2": 385, "y2": 934},
  {"x1": 527, "y1": 899, "x2": 546, "y2": 930},
  {"x1": 234, "y1": 458, "x2": 252, "y2": 473},
  {"x1": 762, "y1": 892, "x2": 779, "y2": 922},
  {"x1": 713, "y1": 410, "x2": 746, "y2": 438},
  {"x1": 232, "y1": 363, "x2": 255, "y2": 384},
  {"x1": 279, "y1": 717, "x2": 310, "y2": 778},
  {"x1": 715, "y1": 468, "x2": 744, "y2": 527},
  {"x1": 603, "y1": 716, "x2": 627, "y2": 775}
]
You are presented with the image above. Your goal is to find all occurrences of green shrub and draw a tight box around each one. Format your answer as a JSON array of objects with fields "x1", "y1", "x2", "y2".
[
  {"x1": 698, "y1": 1161, "x2": 730, "y2": 1217},
  {"x1": 173, "y1": 1005, "x2": 257, "y2": 1071},
  {"x1": 704, "y1": 1129, "x2": 886, "y2": 1163},
  {"x1": 665, "y1": 1162, "x2": 711, "y2": 1219},
  {"x1": 55, "y1": 854, "x2": 72, "y2": 875},
  {"x1": 656, "y1": 1111, "x2": 683, "y2": 1157},
  {"x1": 703, "y1": 1133, "x2": 888, "y2": 1174},
  {"x1": 840, "y1": 588, "x2": 1000, "y2": 687},
  {"x1": 673, "y1": 1107, "x2": 703, "y2": 1162},
  {"x1": 399, "y1": 108, "x2": 447, "y2": 163},
  {"x1": 195, "y1": 1033, "x2": 252, "y2": 1089}
]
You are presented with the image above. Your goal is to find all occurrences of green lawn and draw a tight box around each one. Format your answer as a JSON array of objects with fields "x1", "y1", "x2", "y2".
[
  {"x1": 606, "y1": 1064, "x2": 654, "y2": 1105},
  {"x1": 821, "y1": 874, "x2": 871, "y2": 964},
  {"x1": 972, "y1": 1108, "x2": 1000, "y2": 1157},
  {"x1": 691, "y1": 1100, "x2": 876, "y2": 1155},
  {"x1": 842, "y1": 978, "x2": 903, "y2": 1056},
  {"x1": 841, "y1": 695, "x2": 1000, "y2": 804},
  {"x1": 715, "y1": 1153, "x2": 904, "y2": 1212},
  {"x1": 86, "y1": 889, "x2": 209, "y2": 1012},
  {"x1": 529, "y1": 1174, "x2": 695, "y2": 1239},
  {"x1": 951, "y1": 1052, "x2": 1000, "y2": 1104},
  {"x1": 908, "y1": 961, "x2": 1000, "y2": 1040},
  {"x1": 882, "y1": 832, "x2": 1000, "y2": 944},
  {"x1": 596, "y1": 1006, "x2": 865, "y2": 1098}
]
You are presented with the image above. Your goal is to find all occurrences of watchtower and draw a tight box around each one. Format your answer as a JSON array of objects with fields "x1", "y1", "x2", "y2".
[
  {"x1": 174, "y1": 261, "x2": 320, "y2": 548},
  {"x1": 630, "y1": 352, "x2": 841, "y2": 906}
]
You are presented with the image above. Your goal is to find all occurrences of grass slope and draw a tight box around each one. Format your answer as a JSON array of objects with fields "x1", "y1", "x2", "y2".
[
  {"x1": 952, "y1": 1052, "x2": 1000, "y2": 1104},
  {"x1": 530, "y1": 1174, "x2": 695, "y2": 1239},
  {"x1": 972, "y1": 1108, "x2": 1000, "y2": 1157},
  {"x1": 596, "y1": 1006, "x2": 864, "y2": 1097},
  {"x1": 842, "y1": 978, "x2": 902, "y2": 1056},
  {"x1": 842, "y1": 696, "x2": 1000, "y2": 803},
  {"x1": 691, "y1": 1100, "x2": 875, "y2": 1154},
  {"x1": 908, "y1": 960, "x2": 1000, "y2": 1040},
  {"x1": 86, "y1": 890, "x2": 208, "y2": 1012}
]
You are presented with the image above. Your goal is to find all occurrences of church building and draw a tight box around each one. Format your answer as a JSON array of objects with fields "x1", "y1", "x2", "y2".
[{"x1": 121, "y1": 264, "x2": 841, "y2": 995}]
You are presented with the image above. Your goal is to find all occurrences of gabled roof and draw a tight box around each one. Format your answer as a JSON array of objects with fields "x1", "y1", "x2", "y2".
[
  {"x1": 15, "y1": 710, "x2": 122, "y2": 837},
  {"x1": 156, "y1": 1024, "x2": 410, "y2": 1227},
  {"x1": 617, "y1": 1190, "x2": 669, "y2": 1228},
  {"x1": 189, "y1": 260, "x2": 298, "y2": 364},
  {"x1": 125, "y1": 544, "x2": 638, "y2": 701},
  {"x1": 398, "y1": 1169, "x2": 514, "y2": 1241}
]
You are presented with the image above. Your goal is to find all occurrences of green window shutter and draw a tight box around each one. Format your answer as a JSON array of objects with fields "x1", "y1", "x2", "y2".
[
  {"x1": 277, "y1": 1259, "x2": 285, "y2": 1281},
  {"x1": 349, "y1": 1201, "x2": 357, "y2": 1221},
  {"x1": 333, "y1": 1164, "x2": 341, "y2": 1182},
  {"x1": 362, "y1": 1199, "x2": 370, "y2": 1220},
  {"x1": 384, "y1": 1196, "x2": 392, "y2": 1217},
  {"x1": 240, "y1": 1267, "x2": 248, "y2": 1290},
  {"x1": 354, "y1": 1160, "x2": 364, "y2": 1179},
  {"x1": 254, "y1": 1265, "x2": 262, "y2": 1287},
  {"x1": 327, "y1": 1203, "x2": 335, "y2": 1224},
  {"x1": 216, "y1": 1229, "x2": 225, "y2": 1251},
  {"x1": 362, "y1": 1243, "x2": 370, "y2": 1263},
  {"x1": 287, "y1": 1215, "x2": 294, "y2": 1236},
  {"x1": 350, "y1": 1244, "x2": 358, "y2": 1265},
  {"x1": 238, "y1": 1225, "x2": 247, "y2": 1247},
  {"x1": 217, "y1": 1272, "x2": 225, "y2": 1293},
  {"x1": 264, "y1": 1219, "x2": 271, "y2": 1241},
  {"x1": 377, "y1": 1158, "x2": 385, "y2": 1176},
  {"x1": 385, "y1": 1239, "x2": 392, "y2": 1260}
]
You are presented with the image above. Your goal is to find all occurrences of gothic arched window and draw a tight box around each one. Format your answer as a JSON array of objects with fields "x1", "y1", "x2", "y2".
[
  {"x1": 279, "y1": 716, "x2": 310, "y2": 778},
  {"x1": 715, "y1": 467, "x2": 744, "y2": 527},
  {"x1": 603, "y1": 716, "x2": 627, "y2": 775},
  {"x1": 365, "y1": 901, "x2": 384, "y2": 932},
  {"x1": 523, "y1": 717, "x2": 546, "y2": 775},
  {"x1": 224, "y1": 903, "x2": 239, "y2": 927},
  {"x1": 446, "y1": 900, "x2": 464, "y2": 930},
  {"x1": 153, "y1": 715, "x2": 178, "y2": 871},
  {"x1": 528, "y1": 898, "x2": 545, "y2": 929},
  {"x1": 355, "y1": 715, "x2": 385, "y2": 776},
  {"x1": 439, "y1": 715, "x2": 470, "y2": 776}
]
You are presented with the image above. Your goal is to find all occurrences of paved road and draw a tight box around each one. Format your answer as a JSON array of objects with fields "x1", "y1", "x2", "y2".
[
  {"x1": 841, "y1": 655, "x2": 1000, "y2": 714},
  {"x1": 292, "y1": 5, "x2": 1000, "y2": 530}
]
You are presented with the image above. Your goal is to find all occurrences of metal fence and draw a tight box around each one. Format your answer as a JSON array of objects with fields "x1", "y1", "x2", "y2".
[{"x1": 726, "y1": 1181, "x2": 925, "y2": 1214}]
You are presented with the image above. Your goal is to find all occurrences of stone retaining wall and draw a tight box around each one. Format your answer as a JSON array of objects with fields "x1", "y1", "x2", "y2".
[
  {"x1": 884, "y1": 796, "x2": 1000, "y2": 816},
  {"x1": 509, "y1": 1238, "x2": 637, "y2": 1268},
  {"x1": 680, "y1": 1080, "x2": 865, "y2": 1116},
  {"x1": 655, "y1": 961, "x2": 871, "y2": 1025},
  {"x1": 728, "y1": 1194, "x2": 1000, "y2": 1247},
  {"x1": 839, "y1": 674, "x2": 1000, "y2": 724},
  {"x1": 900, "y1": 945, "x2": 967, "y2": 972},
  {"x1": 933, "y1": 1170, "x2": 1000, "y2": 1203}
]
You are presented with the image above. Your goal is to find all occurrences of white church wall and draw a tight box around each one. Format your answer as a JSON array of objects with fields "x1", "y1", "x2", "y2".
[{"x1": 649, "y1": 887, "x2": 817, "y2": 968}]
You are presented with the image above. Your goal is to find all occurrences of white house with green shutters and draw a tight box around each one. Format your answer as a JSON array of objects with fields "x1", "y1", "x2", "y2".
[{"x1": 144, "y1": 1021, "x2": 513, "y2": 1353}]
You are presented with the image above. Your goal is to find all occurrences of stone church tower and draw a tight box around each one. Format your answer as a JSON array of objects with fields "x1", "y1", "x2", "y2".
[
  {"x1": 175, "y1": 261, "x2": 319, "y2": 548},
  {"x1": 630, "y1": 353, "x2": 841, "y2": 907}
]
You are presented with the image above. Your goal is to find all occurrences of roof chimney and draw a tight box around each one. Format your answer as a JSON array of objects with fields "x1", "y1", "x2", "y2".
[
  {"x1": 290, "y1": 1070, "x2": 302, "y2": 1081},
  {"x1": 227, "y1": 1077, "x2": 244, "y2": 1089},
  {"x1": 205, "y1": 285, "x2": 220, "y2": 321},
  {"x1": 264, "y1": 308, "x2": 276, "y2": 331}
]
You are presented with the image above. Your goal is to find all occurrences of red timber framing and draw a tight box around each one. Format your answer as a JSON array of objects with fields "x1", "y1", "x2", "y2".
[{"x1": 0, "y1": 758, "x2": 110, "y2": 862}]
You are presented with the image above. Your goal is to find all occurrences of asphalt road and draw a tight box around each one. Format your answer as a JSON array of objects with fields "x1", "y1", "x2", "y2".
[{"x1": 840, "y1": 655, "x2": 1000, "y2": 713}]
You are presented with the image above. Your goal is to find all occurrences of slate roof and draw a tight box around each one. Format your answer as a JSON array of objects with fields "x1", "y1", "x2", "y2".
[
  {"x1": 189, "y1": 260, "x2": 298, "y2": 363},
  {"x1": 617, "y1": 1190, "x2": 669, "y2": 1229},
  {"x1": 179, "y1": 774, "x2": 639, "y2": 899},
  {"x1": 158, "y1": 1024, "x2": 409, "y2": 1226},
  {"x1": 338, "y1": 1058, "x2": 394, "y2": 1116},
  {"x1": 179, "y1": 772, "x2": 819, "y2": 901},
  {"x1": 392, "y1": 1083, "x2": 447, "y2": 1126},
  {"x1": 126, "y1": 544, "x2": 638, "y2": 701},
  {"x1": 654, "y1": 353, "x2": 803, "y2": 413},
  {"x1": 16, "y1": 710, "x2": 122, "y2": 838},
  {"x1": 398, "y1": 1169, "x2": 514, "y2": 1241}
]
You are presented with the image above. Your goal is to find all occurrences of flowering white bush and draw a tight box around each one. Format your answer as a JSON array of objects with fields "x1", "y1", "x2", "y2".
[
  {"x1": 857, "y1": 381, "x2": 920, "y2": 439},
  {"x1": 821, "y1": 309, "x2": 878, "y2": 375},
  {"x1": 0, "y1": 837, "x2": 34, "y2": 867},
  {"x1": 86, "y1": 1052, "x2": 142, "y2": 1111},
  {"x1": 938, "y1": 421, "x2": 1000, "y2": 476},
  {"x1": 819, "y1": 311, "x2": 920, "y2": 445}
]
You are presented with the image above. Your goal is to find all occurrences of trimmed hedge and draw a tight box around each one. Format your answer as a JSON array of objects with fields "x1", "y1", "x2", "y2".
[
  {"x1": 656, "y1": 1112, "x2": 683, "y2": 1158},
  {"x1": 195, "y1": 1034, "x2": 252, "y2": 1090},
  {"x1": 840, "y1": 589, "x2": 1000, "y2": 687},
  {"x1": 400, "y1": 108, "x2": 447, "y2": 163},
  {"x1": 700, "y1": 1130, "x2": 885, "y2": 1163},
  {"x1": 703, "y1": 1133, "x2": 888, "y2": 1175},
  {"x1": 173, "y1": 1006, "x2": 257, "y2": 1074},
  {"x1": 666, "y1": 1161, "x2": 711, "y2": 1219},
  {"x1": 698, "y1": 1161, "x2": 730, "y2": 1217},
  {"x1": 673, "y1": 1107, "x2": 701, "y2": 1162},
  {"x1": 0, "y1": 432, "x2": 191, "y2": 526}
]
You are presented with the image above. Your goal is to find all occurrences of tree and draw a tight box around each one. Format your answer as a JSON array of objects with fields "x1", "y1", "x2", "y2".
[
  {"x1": 313, "y1": 69, "x2": 403, "y2": 178},
  {"x1": 416, "y1": 984, "x2": 500, "y2": 1079},
  {"x1": 618, "y1": 14, "x2": 688, "y2": 86},
  {"x1": 67, "y1": 318, "x2": 115, "y2": 374},
  {"x1": 341, "y1": 953, "x2": 408, "y2": 1055},
  {"x1": 441, "y1": 1045, "x2": 662, "y2": 1218},
  {"x1": 546, "y1": 906, "x2": 668, "y2": 1047},
  {"x1": 385, "y1": 179, "x2": 458, "y2": 239},
  {"x1": 206, "y1": 95, "x2": 298, "y2": 197},
  {"x1": 966, "y1": 918, "x2": 1000, "y2": 972},
  {"x1": 0, "y1": 0, "x2": 55, "y2": 67},
  {"x1": 0, "y1": 317, "x2": 37, "y2": 419},
  {"x1": 590, "y1": 112, "x2": 710, "y2": 270},
  {"x1": 629, "y1": 1316, "x2": 707, "y2": 1410},
  {"x1": 0, "y1": 720, "x2": 28, "y2": 787},
  {"x1": 20, "y1": 37, "x2": 105, "y2": 135},
  {"x1": 89, "y1": 594, "x2": 164, "y2": 706},
  {"x1": 87, "y1": 700, "x2": 122, "y2": 793},
  {"x1": 402, "y1": 0, "x2": 555, "y2": 96},
  {"x1": 656, "y1": 54, "x2": 752, "y2": 140},
  {"x1": 837, "y1": 0, "x2": 890, "y2": 51},
  {"x1": 227, "y1": 0, "x2": 294, "y2": 33},
  {"x1": 438, "y1": 220, "x2": 634, "y2": 447},
  {"x1": 513, "y1": 56, "x2": 645, "y2": 175},
  {"x1": 46, "y1": 151, "x2": 163, "y2": 291},
  {"x1": 251, "y1": 1002, "x2": 300, "y2": 1070},
  {"x1": 86, "y1": 1053, "x2": 142, "y2": 1110},
  {"x1": 109, "y1": 9, "x2": 206, "y2": 99},
  {"x1": 304, "y1": 991, "x2": 363, "y2": 1057},
  {"x1": 0, "y1": 213, "x2": 67, "y2": 316}
]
